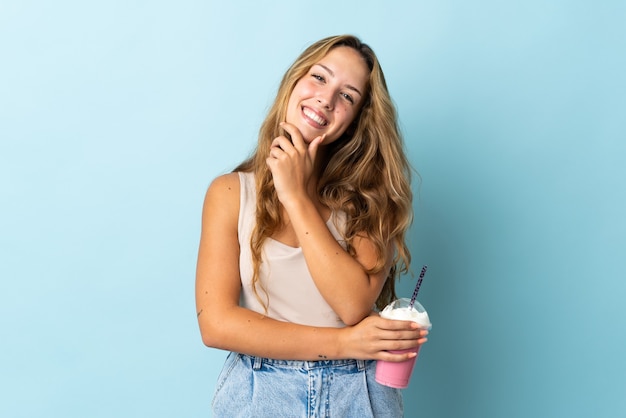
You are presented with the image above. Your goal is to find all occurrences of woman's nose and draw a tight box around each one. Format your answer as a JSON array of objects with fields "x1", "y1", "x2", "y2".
[{"x1": 316, "y1": 92, "x2": 334, "y2": 110}]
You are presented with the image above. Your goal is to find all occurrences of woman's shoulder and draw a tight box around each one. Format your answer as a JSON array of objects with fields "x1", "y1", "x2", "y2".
[
  {"x1": 203, "y1": 172, "x2": 242, "y2": 219},
  {"x1": 210, "y1": 170, "x2": 255, "y2": 187},
  {"x1": 206, "y1": 172, "x2": 241, "y2": 195}
]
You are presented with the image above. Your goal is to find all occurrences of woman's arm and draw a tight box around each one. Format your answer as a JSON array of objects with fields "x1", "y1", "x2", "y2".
[
  {"x1": 281, "y1": 196, "x2": 392, "y2": 325},
  {"x1": 195, "y1": 173, "x2": 427, "y2": 361},
  {"x1": 267, "y1": 123, "x2": 395, "y2": 325}
]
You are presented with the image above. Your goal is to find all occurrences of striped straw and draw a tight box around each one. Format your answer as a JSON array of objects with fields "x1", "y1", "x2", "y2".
[{"x1": 409, "y1": 265, "x2": 428, "y2": 309}]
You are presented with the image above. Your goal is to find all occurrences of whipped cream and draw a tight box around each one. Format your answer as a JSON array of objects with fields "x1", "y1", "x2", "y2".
[{"x1": 380, "y1": 305, "x2": 431, "y2": 328}]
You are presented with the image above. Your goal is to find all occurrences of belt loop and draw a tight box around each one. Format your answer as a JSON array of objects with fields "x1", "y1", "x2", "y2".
[
  {"x1": 357, "y1": 360, "x2": 366, "y2": 371},
  {"x1": 252, "y1": 356, "x2": 263, "y2": 370}
]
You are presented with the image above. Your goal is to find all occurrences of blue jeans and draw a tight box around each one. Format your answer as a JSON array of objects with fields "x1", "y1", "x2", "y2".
[{"x1": 212, "y1": 352, "x2": 404, "y2": 417}]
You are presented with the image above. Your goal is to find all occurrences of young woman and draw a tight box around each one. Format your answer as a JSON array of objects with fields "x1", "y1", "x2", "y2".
[{"x1": 195, "y1": 35, "x2": 428, "y2": 417}]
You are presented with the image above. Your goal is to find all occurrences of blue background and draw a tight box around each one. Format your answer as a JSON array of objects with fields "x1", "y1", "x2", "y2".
[{"x1": 1, "y1": 1, "x2": 624, "y2": 417}]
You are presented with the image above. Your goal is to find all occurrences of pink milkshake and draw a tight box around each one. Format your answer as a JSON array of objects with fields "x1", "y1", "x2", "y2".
[{"x1": 375, "y1": 297, "x2": 431, "y2": 389}]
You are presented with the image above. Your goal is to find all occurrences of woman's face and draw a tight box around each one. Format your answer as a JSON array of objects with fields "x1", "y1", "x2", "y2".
[{"x1": 285, "y1": 46, "x2": 369, "y2": 145}]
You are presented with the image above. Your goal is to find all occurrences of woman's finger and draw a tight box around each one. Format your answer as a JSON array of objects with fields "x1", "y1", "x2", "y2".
[
  {"x1": 271, "y1": 135, "x2": 294, "y2": 153},
  {"x1": 279, "y1": 122, "x2": 306, "y2": 152},
  {"x1": 307, "y1": 134, "x2": 325, "y2": 163}
]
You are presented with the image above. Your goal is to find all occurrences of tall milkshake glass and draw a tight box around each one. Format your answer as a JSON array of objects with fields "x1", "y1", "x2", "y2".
[{"x1": 375, "y1": 297, "x2": 431, "y2": 389}]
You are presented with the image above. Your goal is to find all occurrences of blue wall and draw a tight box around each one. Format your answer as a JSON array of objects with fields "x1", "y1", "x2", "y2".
[{"x1": 1, "y1": 1, "x2": 624, "y2": 417}]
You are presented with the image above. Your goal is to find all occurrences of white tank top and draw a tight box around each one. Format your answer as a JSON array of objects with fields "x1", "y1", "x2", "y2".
[{"x1": 238, "y1": 171, "x2": 347, "y2": 328}]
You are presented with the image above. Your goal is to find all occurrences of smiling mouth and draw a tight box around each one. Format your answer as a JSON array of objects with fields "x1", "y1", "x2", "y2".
[{"x1": 302, "y1": 107, "x2": 328, "y2": 127}]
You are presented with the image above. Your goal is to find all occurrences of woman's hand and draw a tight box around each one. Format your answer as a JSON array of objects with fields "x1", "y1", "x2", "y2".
[
  {"x1": 338, "y1": 314, "x2": 429, "y2": 362},
  {"x1": 266, "y1": 122, "x2": 325, "y2": 205}
]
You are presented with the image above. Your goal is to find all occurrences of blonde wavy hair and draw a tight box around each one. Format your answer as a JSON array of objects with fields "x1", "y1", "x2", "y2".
[{"x1": 235, "y1": 35, "x2": 413, "y2": 311}]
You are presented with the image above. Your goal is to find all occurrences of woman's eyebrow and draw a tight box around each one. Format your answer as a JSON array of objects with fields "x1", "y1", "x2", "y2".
[{"x1": 314, "y1": 64, "x2": 363, "y2": 98}]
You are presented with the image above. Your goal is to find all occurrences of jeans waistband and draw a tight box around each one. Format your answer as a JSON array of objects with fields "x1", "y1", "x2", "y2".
[{"x1": 240, "y1": 354, "x2": 368, "y2": 371}]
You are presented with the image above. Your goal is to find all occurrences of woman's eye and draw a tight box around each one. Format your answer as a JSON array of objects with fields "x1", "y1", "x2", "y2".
[
  {"x1": 312, "y1": 74, "x2": 325, "y2": 82},
  {"x1": 341, "y1": 93, "x2": 354, "y2": 104}
]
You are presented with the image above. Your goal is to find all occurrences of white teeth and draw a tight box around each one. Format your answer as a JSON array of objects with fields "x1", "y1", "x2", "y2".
[{"x1": 303, "y1": 108, "x2": 327, "y2": 126}]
